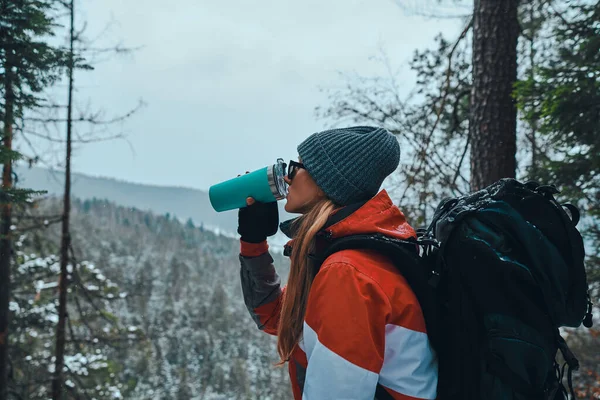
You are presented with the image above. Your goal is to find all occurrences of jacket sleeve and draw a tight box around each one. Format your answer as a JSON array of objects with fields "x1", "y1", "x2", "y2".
[{"x1": 239, "y1": 240, "x2": 285, "y2": 335}]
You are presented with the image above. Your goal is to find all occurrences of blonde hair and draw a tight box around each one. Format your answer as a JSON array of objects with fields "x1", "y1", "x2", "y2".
[{"x1": 277, "y1": 198, "x2": 337, "y2": 362}]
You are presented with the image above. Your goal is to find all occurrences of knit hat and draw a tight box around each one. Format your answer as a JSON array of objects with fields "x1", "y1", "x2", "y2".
[{"x1": 297, "y1": 126, "x2": 400, "y2": 206}]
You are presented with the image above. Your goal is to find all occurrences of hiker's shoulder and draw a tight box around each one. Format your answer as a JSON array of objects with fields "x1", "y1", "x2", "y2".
[
  {"x1": 311, "y1": 253, "x2": 424, "y2": 328},
  {"x1": 309, "y1": 256, "x2": 392, "y2": 313},
  {"x1": 322, "y1": 247, "x2": 393, "y2": 272},
  {"x1": 320, "y1": 249, "x2": 409, "y2": 291}
]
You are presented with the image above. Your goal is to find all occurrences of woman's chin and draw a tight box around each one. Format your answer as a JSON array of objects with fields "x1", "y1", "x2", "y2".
[
  {"x1": 284, "y1": 201, "x2": 299, "y2": 214},
  {"x1": 284, "y1": 202, "x2": 293, "y2": 213}
]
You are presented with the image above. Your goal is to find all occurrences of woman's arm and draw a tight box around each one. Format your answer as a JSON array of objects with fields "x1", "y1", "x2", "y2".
[{"x1": 239, "y1": 240, "x2": 285, "y2": 335}]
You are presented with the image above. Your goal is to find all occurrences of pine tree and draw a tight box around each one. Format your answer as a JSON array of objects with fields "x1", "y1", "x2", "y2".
[
  {"x1": 0, "y1": 1, "x2": 65, "y2": 397},
  {"x1": 515, "y1": 6, "x2": 600, "y2": 391},
  {"x1": 516, "y1": 1, "x2": 599, "y2": 280}
]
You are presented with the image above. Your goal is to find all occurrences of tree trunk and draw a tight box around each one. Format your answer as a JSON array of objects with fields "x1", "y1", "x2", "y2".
[
  {"x1": 0, "y1": 60, "x2": 15, "y2": 400},
  {"x1": 52, "y1": 1, "x2": 74, "y2": 397},
  {"x1": 469, "y1": 0, "x2": 520, "y2": 190},
  {"x1": 528, "y1": 2, "x2": 539, "y2": 178}
]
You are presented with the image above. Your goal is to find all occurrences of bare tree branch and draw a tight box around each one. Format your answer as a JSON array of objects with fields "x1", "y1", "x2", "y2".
[
  {"x1": 80, "y1": 44, "x2": 143, "y2": 56},
  {"x1": 398, "y1": 17, "x2": 473, "y2": 204},
  {"x1": 22, "y1": 130, "x2": 125, "y2": 144},
  {"x1": 392, "y1": 0, "x2": 473, "y2": 20},
  {"x1": 23, "y1": 100, "x2": 143, "y2": 125},
  {"x1": 452, "y1": 131, "x2": 471, "y2": 189}
]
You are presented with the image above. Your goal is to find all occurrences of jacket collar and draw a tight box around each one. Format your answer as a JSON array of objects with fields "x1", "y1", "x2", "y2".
[{"x1": 279, "y1": 189, "x2": 416, "y2": 241}]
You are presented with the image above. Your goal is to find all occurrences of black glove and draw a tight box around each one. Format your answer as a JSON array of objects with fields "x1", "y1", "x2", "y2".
[{"x1": 237, "y1": 199, "x2": 279, "y2": 243}]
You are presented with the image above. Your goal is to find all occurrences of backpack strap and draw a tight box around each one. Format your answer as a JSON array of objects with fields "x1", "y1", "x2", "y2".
[
  {"x1": 318, "y1": 233, "x2": 418, "y2": 261},
  {"x1": 323, "y1": 200, "x2": 369, "y2": 230},
  {"x1": 317, "y1": 235, "x2": 423, "y2": 288}
]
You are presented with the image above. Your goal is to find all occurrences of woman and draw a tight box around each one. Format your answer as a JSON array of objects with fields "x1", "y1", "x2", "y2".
[{"x1": 238, "y1": 126, "x2": 438, "y2": 399}]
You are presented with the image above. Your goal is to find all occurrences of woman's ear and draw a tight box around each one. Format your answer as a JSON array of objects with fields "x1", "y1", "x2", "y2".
[{"x1": 317, "y1": 186, "x2": 326, "y2": 199}]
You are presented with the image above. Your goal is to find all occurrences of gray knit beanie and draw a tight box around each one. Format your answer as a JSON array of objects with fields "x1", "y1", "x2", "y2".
[{"x1": 297, "y1": 126, "x2": 400, "y2": 206}]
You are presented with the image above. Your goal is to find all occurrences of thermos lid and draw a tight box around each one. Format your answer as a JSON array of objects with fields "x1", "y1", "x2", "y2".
[{"x1": 267, "y1": 158, "x2": 288, "y2": 200}]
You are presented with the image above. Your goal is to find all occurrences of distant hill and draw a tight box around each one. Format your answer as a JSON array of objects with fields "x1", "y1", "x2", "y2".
[{"x1": 15, "y1": 166, "x2": 296, "y2": 241}]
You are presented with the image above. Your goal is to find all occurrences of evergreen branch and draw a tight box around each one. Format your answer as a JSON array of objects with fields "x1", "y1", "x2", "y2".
[
  {"x1": 12, "y1": 287, "x2": 54, "y2": 296},
  {"x1": 72, "y1": 292, "x2": 99, "y2": 339},
  {"x1": 8, "y1": 389, "x2": 24, "y2": 400},
  {"x1": 0, "y1": 148, "x2": 23, "y2": 164},
  {"x1": 67, "y1": 336, "x2": 138, "y2": 345},
  {"x1": 15, "y1": 216, "x2": 63, "y2": 233},
  {"x1": 63, "y1": 384, "x2": 82, "y2": 400},
  {"x1": 0, "y1": 188, "x2": 45, "y2": 204},
  {"x1": 73, "y1": 271, "x2": 114, "y2": 325},
  {"x1": 13, "y1": 214, "x2": 63, "y2": 220},
  {"x1": 70, "y1": 246, "x2": 122, "y2": 325},
  {"x1": 66, "y1": 312, "x2": 83, "y2": 352},
  {"x1": 64, "y1": 365, "x2": 94, "y2": 400},
  {"x1": 16, "y1": 119, "x2": 47, "y2": 167},
  {"x1": 9, "y1": 378, "x2": 53, "y2": 388}
]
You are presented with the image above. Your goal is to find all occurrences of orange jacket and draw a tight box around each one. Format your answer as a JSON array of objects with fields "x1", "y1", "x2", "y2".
[{"x1": 239, "y1": 190, "x2": 438, "y2": 399}]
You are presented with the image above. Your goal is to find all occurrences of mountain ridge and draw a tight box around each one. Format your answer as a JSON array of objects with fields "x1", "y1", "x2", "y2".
[{"x1": 15, "y1": 165, "x2": 295, "y2": 241}]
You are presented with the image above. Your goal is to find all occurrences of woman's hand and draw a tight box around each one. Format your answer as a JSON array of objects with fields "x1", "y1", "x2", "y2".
[
  {"x1": 237, "y1": 197, "x2": 279, "y2": 243},
  {"x1": 237, "y1": 172, "x2": 279, "y2": 243}
]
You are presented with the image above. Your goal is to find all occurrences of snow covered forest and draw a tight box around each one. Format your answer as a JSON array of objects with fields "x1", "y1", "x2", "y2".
[{"x1": 10, "y1": 197, "x2": 292, "y2": 399}]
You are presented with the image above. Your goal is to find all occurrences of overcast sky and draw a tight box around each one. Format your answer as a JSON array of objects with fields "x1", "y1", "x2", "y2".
[{"x1": 25, "y1": 0, "x2": 468, "y2": 192}]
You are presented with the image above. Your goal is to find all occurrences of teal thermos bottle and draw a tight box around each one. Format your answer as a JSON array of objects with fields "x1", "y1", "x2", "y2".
[{"x1": 209, "y1": 158, "x2": 288, "y2": 212}]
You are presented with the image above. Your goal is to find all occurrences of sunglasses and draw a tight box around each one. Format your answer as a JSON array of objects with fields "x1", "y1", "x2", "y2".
[{"x1": 287, "y1": 160, "x2": 306, "y2": 180}]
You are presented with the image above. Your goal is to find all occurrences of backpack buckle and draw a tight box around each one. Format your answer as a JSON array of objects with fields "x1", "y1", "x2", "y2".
[{"x1": 428, "y1": 271, "x2": 441, "y2": 288}]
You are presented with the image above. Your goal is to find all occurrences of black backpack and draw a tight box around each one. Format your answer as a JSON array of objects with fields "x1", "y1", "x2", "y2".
[{"x1": 318, "y1": 179, "x2": 593, "y2": 400}]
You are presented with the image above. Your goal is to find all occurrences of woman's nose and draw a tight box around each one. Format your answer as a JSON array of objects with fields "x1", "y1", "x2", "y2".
[{"x1": 284, "y1": 176, "x2": 292, "y2": 185}]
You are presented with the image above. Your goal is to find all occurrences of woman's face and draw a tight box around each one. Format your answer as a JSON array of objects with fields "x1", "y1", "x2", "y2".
[{"x1": 284, "y1": 158, "x2": 325, "y2": 214}]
